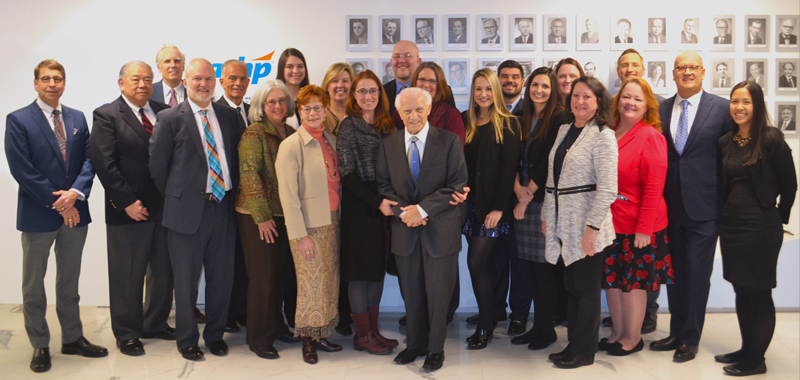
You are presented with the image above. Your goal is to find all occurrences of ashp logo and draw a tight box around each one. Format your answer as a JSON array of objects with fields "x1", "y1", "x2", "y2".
[{"x1": 212, "y1": 51, "x2": 275, "y2": 85}]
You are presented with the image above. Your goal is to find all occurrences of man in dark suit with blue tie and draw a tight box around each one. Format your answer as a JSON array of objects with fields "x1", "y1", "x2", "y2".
[
  {"x1": 150, "y1": 44, "x2": 187, "y2": 107},
  {"x1": 5, "y1": 59, "x2": 107, "y2": 373},
  {"x1": 649, "y1": 50, "x2": 734, "y2": 363},
  {"x1": 89, "y1": 61, "x2": 175, "y2": 357},
  {"x1": 149, "y1": 58, "x2": 246, "y2": 361}
]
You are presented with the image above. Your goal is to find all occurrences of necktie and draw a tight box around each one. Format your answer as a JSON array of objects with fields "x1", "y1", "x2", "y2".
[
  {"x1": 52, "y1": 110, "x2": 67, "y2": 162},
  {"x1": 202, "y1": 109, "x2": 225, "y2": 202},
  {"x1": 408, "y1": 136, "x2": 420, "y2": 185},
  {"x1": 556, "y1": 37, "x2": 561, "y2": 43},
  {"x1": 789, "y1": 77, "x2": 795, "y2": 87},
  {"x1": 168, "y1": 88, "x2": 178, "y2": 107},
  {"x1": 720, "y1": 78, "x2": 726, "y2": 87},
  {"x1": 675, "y1": 100, "x2": 690, "y2": 155},
  {"x1": 140, "y1": 108, "x2": 153, "y2": 135},
  {"x1": 238, "y1": 106, "x2": 247, "y2": 126}
]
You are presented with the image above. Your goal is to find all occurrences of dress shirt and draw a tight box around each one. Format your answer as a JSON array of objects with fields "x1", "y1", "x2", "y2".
[
  {"x1": 519, "y1": 34, "x2": 531, "y2": 43},
  {"x1": 121, "y1": 95, "x2": 157, "y2": 124},
  {"x1": 485, "y1": 36, "x2": 500, "y2": 44},
  {"x1": 506, "y1": 95, "x2": 522, "y2": 113},
  {"x1": 35, "y1": 97, "x2": 86, "y2": 200},
  {"x1": 222, "y1": 94, "x2": 248, "y2": 126},
  {"x1": 669, "y1": 91, "x2": 703, "y2": 142},
  {"x1": 162, "y1": 82, "x2": 186, "y2": 104},
  {"x1": 401, "y1": 121, "x2": 431, "y2": 218},
  {"x1": 396, "y1": 79, "x2": 411, "y2": 95},
  {"x1": 188, "y1": 100, "x2": 233, "y2": 192}
]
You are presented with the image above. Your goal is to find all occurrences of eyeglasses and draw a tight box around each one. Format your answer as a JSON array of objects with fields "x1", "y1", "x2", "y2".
[
  {"x1": 300, "y1": 105, "x2": 325, "y2": 114},
  {"x1": 38, "y1": 76, "x2": 64, "y2": 84},
  {"x1": 265, "y1": 97, "x2": 288, "y2": 108},
  {"x1": 355, "y1": 88, "x2": 379, "y2": 97},
  {"x1": 416, "y1": 78, "x2": 437, "y2": 85},
  {"x1": 674, "y1": 65, "x2": 703, "y2": 73},
  {"x1": 392, "y1": 53, "x2": 418, "y2": 60}
]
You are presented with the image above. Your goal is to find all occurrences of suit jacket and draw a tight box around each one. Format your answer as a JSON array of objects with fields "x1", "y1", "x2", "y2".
[
  {"x1": 714, "y1": 75, "x2": 732, "y2": 88},
  {"x1": 90, "y1": 97, "x2": 169, "y2": 225},
  {"x1": 482, "y1": 36, "x2": 501, "y2": 44},
  {"x1": 515, "y1": 34, "x2": 533, "y2": 44},
  {"x1": 748, "y1": 34, "x2": 763, "y2": 44},
  {"x1": 714, "y1": 34, "x2": 732, "y2": 44},
  {"x1": 779, "y1": 33, "x2": 798, "y2": 44},
  {"x1": 376, "y1": 127, "x2": 467, "y2": 258},
  {"x1": 449, "y1": 32, "x2": 466, "y2": 44},
  {"x1": 581, "y1": 32, "x2": 598, "y2": 43},
  {"x1": 782, "y1": 120, "x2": 796, "y2": 131},
  {"x1": 416, "y1": 36, "x2": 434, "y2": 45},
  {"x1": 548, "y1": 33, "x2": 564, "y2": 44},
  {"x1": 614, "y1": 36, "x2": 633, "y2": 43},
  {"x1": 681, "y1": 32, "x2": 698, "y2": 43},
  {"x1": 383, "y1": 34, "x2": 396, "y2": 44},
  {"x1": 659, "y1": 91, "x2": 734, "y2": 222},
  {"x1": 149, "y1": 100, "x2": 245, "y2": 234},
  {"x1": 779, "y1": 75, "x2": 797, "y2": 88},
  {"x1": 5, "y1": 101, "x2": 94, "y2": 232},
  {"x1": 748, "y1": 75, "x2": 764, "y2": 86},
  {"x1": 648, "y1": 33, "x2": 665, "y2": 43},
  {"x1": 150, "y1": 80, "x2": 187, "y2": 104},
  {"x1": 216, "y1": 96, "x2": 251, "y2": 124}
]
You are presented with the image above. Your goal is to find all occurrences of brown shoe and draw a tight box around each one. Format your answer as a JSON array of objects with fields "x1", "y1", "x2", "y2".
[
  {"x1": 301, "y1": 338, "x2": 318, "y2": 364},
  {"x1": 368, "y1": 307, "x2": 399, "y2": 348},
  {"x1": 310, "y1": 338, "x2": 343, "y2": 352},
  {"x1": 352, "y1": 312, "x2": 392, "y2": 355}
]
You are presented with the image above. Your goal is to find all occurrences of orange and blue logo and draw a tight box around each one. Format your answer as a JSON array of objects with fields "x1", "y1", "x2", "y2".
[{"x1": 212, "y1": 51, "x2": 274, "y2": 85}]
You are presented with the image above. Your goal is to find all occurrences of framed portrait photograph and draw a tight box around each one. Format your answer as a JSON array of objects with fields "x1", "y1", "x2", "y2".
[
  {"x1": 543, "y1": 15, "x2": 569, "y2": 51},
  {"x1": 609, "y1": 58, "x2": 623, "y2": 92},
  {"x1": 776, "y1": 15, "x2": 799, "y2": 52},
  {"x1": 576, "y1": 16, "x2": 602, "y2": 51},
  {"x1": 421, "y1": 57, "x2": 439, "y2": 65},
  {"x1": 743, "y1": 58, "x2": 768, "y2": 92},
  {"x1": 744, "y1": 15, "x2": 769, "y2": 52},
  {"x1": 510, "y1": 15, "x2": 536, "y2": 51},
  {"x1": 346, "y1": 15, "x2": 371, "y2": 51},
  {"x1": 543, "y1": 58, "x2": 561, "y2": 70},
  {"x1": 580, "y1": 59, "x2": 605, "y2": 87},
  {"x1": 346, "y1": 59, "x2": 372, "y2": 76},
  {"x1": 776, "y1": 59, "x2": 799, "y2": 95},
  {"x1": 512, "y1": 59, "x2": 535, "y2": 79},
  {"x1": 378, "y1": 58, "x2": 394, "y2": 85},
  {"x1": 710, "y1": 59, "x2": 735, "y2": 95},
  {"x1": 775, "y1": 102, "x2": 798, "y2": 134},
  {"x1": 444, "y1": 58, "x2": 470, "y2": 94},
  {"x1": 413, "y1": 15, "x2": 437, "y2": 51},
  {"x1": 677, "y1": 17, "x2": 700, "y2": 46},
  {"x1": 645, "y1": 17, "x2": 668, "y2": 50},
  {"x1": 444, "y1": 15, "x2": 469, "y2": 51},
  {"x1": 478, "y1": 58, "x2": 503, "y2": 74},
  {"x1": 477, "y1": 14, "x2": 503, "y2": 51},
  {"x1": 710, "y1": 16, "x2": 735, "y2": 52},
  {"x1": 609, "y1": 16, "x2": 635, "y2": 51},
  {"x1": 645, "y1": 60, "x2": 669, "y2": 94},
  {"x1": 379, "y1": 16, "x2": 403, "y2": 52}
]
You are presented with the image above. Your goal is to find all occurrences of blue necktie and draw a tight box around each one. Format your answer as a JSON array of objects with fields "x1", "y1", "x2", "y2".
[
  {"x1": 409, "y1": 136, "x2": 420, "y2": 185},
  {"x1": 675, "y1": 100, "x2": 690, "y2": 155}
]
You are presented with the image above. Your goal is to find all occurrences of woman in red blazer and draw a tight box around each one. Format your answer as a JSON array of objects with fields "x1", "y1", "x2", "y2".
[{"x1": 600, "y1": 78, "x2": 673, "y2": 356}]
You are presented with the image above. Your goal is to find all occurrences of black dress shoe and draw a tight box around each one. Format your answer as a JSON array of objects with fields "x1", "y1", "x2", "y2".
[
  {"x1": 554, "y1": 352, "x2": 594, "y2": 369},
  {"x1": 467, "y1": 329, "x2": 492, "y2": 350},
  {"x1": 225, "y1": 318, "x2": 240, "y2": 332},
  {"x1": 466, "y1": 314, "x2": 479, "y2": 325},
  {"x1": 61, "y1": 336, "x2": 108, "y2": 357},
  {"x1": 607, "y1": 339, "x2": 644, "y2": 356},
  {"x1": 206, "y1": 340, "x2": 228, "y2": 356},
  {"x1": 511, "y1": 329, "x2": 536, "y2": 345},
  {"x1": 553, "y1": 315, "x2": 568, "y2": 326},
  {"x1": 528, "y1": 331, "x2": 558, "y2": 350},
  {"x1": 548, "y1": 344, "x2": 571, "y2": 362},
  {"x1": 30, "y1": 347, "x2": 51, "y2": 373},
  {"x1": 601, "y1": 316, "x2": 613, "y2": 327},
  {"x1": 141, "y1": 327, "x2": 177, "y2": 340},
  {"x1": 649, "y1": 336, "x2": 681, "y2": 351},
  {"x1": 394, "y1": 348, "x2": 428, "y2": 364},
  {"x1": 276, "y1": 331, "x2": 301, "y2": 343},
  {"x1": 310, "y1": 338, "x2": 342, "y2": 352},
  {"x1": 507, "y1": 319, "x2": 527, "y2": 335},
  {"x1": 250, "y1": 345, "x2": 279, "y2": 359},
  {"x1": 334, "y1": 323, "x2": 352, "y2": 336},
  {"x1": 422, "y1": 352, "x2": 445, "y2": 371},
  {"x1": 641, "y1": 312, "x2": 657, "y2": 334},
  {"x1": 117, "y1": 339, "x2": 145, "y2": 356},
  {"x1": 723, "y1": 362, "x2": 767, "y2": 376},
  {"x1": 195, "y1": 307, "x2": 206, "y2": 324},
  {"x1": 714, "y1": 350, "x2": 746, "y2": 364},
  {"x1": 673, "y1": 344, "x2": 698, "y2": 362},
  {"x1": 598, "y1": 337, "x2": 622, "y2": 351},
  {"x1": 179, "y1": 346, "x2": 204, "y2": 360},
  {"x1": 398, "y1": 315, "x2": 406, "y2": 326}
]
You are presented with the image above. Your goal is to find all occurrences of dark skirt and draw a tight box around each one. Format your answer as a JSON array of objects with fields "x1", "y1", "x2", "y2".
[
  {"x1": 513, "y1": 200, "x2": 546, "y2": 263},
  {"x1": 339, "y1": 180, "x2": 386, "y2": 282},
  {"x1": 462, "y1": 197, "x2": 511, "y2": 237},
  {"x1": 601, "y1": 228, "x2": 673, "y2": 292}
]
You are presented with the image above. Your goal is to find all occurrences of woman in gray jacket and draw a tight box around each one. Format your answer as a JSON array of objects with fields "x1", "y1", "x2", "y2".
[{"x1": 541, "y1": 76, "x2": 618, "y2": 369}]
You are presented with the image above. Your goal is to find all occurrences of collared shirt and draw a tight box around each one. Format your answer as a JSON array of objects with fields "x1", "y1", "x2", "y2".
[
  {"x1": 396, "y1": 79, "x2": 411, "y2": 95},
  {"x1": 506, "y1": 95, "x2": 522, "y2": 113},
  {"x1": 35, "y1": 97, "x2": 85, "y2": 200},
  {"x1": 670, "y1": 91, "x2": 704, "y2": 141},
  {"x1": 223, "y1": 94, "x2": 248, "y2": 126},
  {"x1": 188, "y1": 100, "x2": 233, "y2": 192},
  {"x1": 402, "y1": 121, "x2": 431, "y2": 218},
  {"x1": 162, "y1": 82, "x2": 186, "y2": 104},
  {"x1": 121, "y1": 96, "x2": 157, "y2": 125}
]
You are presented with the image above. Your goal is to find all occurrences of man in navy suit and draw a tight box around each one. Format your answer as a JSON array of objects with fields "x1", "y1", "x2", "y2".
[
  {"x1": 89, "y1": 61, "x2": 175, "y2": 356},
  {"x1": 150, "y1": 44, "x2": 187, "y2": 107},
  {"x1": 649, "y1": 50, "x2": 734, "y2": 362},
  {"x1": 5, "y1": 59, "x2": 107, "y2": 373},
  {"x1": 149, "y1": 58, "x2": 245, "y2": 361}
]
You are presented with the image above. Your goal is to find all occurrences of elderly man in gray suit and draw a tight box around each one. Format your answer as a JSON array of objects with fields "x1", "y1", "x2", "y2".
[{"x1": 376, "y1": 87, "x2": 467, "y2": 371}]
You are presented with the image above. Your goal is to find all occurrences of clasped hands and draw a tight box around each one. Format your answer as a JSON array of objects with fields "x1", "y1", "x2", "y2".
[{"x1": 53, "y1": 190, "x2": 80, "y2": 228}]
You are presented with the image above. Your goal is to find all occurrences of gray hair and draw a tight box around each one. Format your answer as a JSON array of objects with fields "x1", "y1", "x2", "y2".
[
  {"x1": 119, "y1": 60, "x2": 153, "y2": 80},
  {"x1": 221, "y1": 59, "x2": 249, "y2": 74},
  {"x1": 395, "y1": 87, "x2": 432, "y2": 110},
  {"x1": 248, "y1": 80, "x2": 295, "y2": 124},
  {"x1": 185, "y1": 58, "x2": 212, "y2": 77},
  {"x1": 155, "y1": 44, "x2": 185, "y2": 66}
]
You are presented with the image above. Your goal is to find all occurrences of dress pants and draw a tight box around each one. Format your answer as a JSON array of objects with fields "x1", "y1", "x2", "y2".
[
  {"x1": 530, "y1": 261, "x2": 557, "y2": 336},
  {"x1": 168, "y1": 195, "x2": 236, "y2": 349},
  {"x1": 395, "y1": 246, "x2": 458, "y2": 354},
  {"x1": 563, "y1": 252, "x2": 603, "y2": 356},
  {"x1": 228, "y1": 233, "x2": 249, "y2": 321},
  {"x1": 107, "y1": 222, "x2": 172, "y2": 340},
  {"x1": 491, "y1": 233, "x2": 532, "y2": 321},
  {"x1": 21, "y1": 225, "x2": 88, "y2": 349},
  {"x1": 238, "y1": 214, "x2": 288, "y2": 348},
  {"x1": 666, "y1": 214, "x2": 719, "y2": 346}
]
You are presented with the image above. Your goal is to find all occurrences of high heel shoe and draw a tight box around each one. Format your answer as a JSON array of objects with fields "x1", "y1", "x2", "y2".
[{"x1": 466, "y1": 329, "x2": 492, "y2": 350}]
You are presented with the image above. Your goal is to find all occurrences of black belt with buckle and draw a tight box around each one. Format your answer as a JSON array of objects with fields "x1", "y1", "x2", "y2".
[{"x1": 545, "y1": 184, "x2": 597, "y2": 196}]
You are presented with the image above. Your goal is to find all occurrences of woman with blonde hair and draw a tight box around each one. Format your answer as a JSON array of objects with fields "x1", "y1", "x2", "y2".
[{"x1": 321, "y1": 62, "x2": 355, "y2": 137}]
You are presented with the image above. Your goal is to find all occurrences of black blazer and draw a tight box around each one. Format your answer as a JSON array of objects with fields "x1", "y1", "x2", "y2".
[
  {"x1": 520, "y1": 111, "x2": 570, "y2": 203},
  {"x1": 216, "y1": 96, "x2": 251, "y2": 116},
  {"x1": 90, "y1": 97, "x2": 169, "y2": 225},
  {"x1": 720, "y1": 128, "x2": 797, "y2": 224}
]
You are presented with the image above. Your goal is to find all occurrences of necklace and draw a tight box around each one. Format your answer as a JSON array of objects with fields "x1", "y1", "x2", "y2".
[
  {"x1": 323, "y1": 138, "x2": 338, "y2": 178},
  {"x1": 733, "y1": 134, "x2": 751, "y2": 148}
]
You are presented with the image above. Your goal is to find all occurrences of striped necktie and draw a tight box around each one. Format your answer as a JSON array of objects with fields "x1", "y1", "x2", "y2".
[
  {"x1": 202, "y1": 109, "x2": 225, "y2": 202},
  {"x1": 168, "y1": 89, "x2": 178, "y2": 107},
  {"x1": 52, "y1": 109, "x2": 66, "y2": 162},
  {"x1": 139, "y1": 108, "x2": 153, "y2": 135}
]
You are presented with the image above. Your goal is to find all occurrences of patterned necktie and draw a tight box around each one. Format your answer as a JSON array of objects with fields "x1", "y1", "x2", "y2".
[
  {"x1": 409, "y1": 136, "x2": 420, "y2": 185},
  {"x1": 168, "y1": 88, "x2": 178, "y2": 107},
  {"x1": 139, "y1": 108, "x2": 153, "y2": 135},
  {"x1": 789, "y1": 77, "x2": 795, "y2": 87},
  {"x1": 202, "y1": 109, "x2": 225, "y2": 202},
  {"x1": 52, "y1": 110, "x2": 67, "y2": 162},
  {"x1": 675, "y1": 100, "x2": 690, "y2": 155}
]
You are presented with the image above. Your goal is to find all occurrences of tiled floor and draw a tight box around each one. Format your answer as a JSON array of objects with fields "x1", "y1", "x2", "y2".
[{"x1": 0, "y1": 304, "x2": 796, "y2": 379}]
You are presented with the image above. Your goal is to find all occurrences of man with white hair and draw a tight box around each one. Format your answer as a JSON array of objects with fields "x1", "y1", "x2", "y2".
[{"x1": 150, "y1": 44, "x2": 187, "y2": 107}]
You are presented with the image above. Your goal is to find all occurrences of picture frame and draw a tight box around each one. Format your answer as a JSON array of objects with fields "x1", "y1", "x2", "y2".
[
  {"x1": 576, "y1": 15, "x2": 602, "y2": 51},
  {"x1": 676, "y1": 17, "x2": 701, "y2": 47},
  {"x1": 710, "y1": 16, "x2": 735, "y2": 52},
  {"x1": 378, "y1": 15, "x2": 403, "y2": 52},
  {"x1": 710, "y1": 59, "x2": 736, "y2": 95},
  {"x1": 412, "y1": 15, "x2": 437, "y2": 51},
  {"x1": 744, "y1": 15, "x2": 770, "y2": 52},
  {"x1": 477, "y1": 14, "x2": 503, "y2": 51},
  {"x1": 743, "y1": 58, "x2": 769, "y2": 92},
  {"x1": 775, "y1": 102, "x2": 798, "y2": 134},
  {"x1": 543, "y1": 14, "x2": 569, "y2": 51},
  {"x1": 644, "y1": 17, "x2": 669, "y2": 51},
  {"x1": 345, "y1": 58, "x2": 372, "y2": 76},
  {"x1": 346, "y1": 15, "x2": 372, "y2": 52},
  {"x1": 510, "y1": 15, "x2": 536, "y2": 51},
  {"x1": 776, "y1": 15, "x2": 799, "y2": 52},
  {"x1": 776, "y1": 59, "x2": 799, "y2": 95},
  {"x1": 444, "y1": 58, "x2": 470, "y2": 94},
  {"x1": 609, "y1": 16, "x2": 636, "y2": 51},
  {"x1": 444, "y1": 15, "x2": 470, "y2": 51},
  {"x1": 378, "y1": 58, "x2": 394, "y2": 85},
  {"x1": 478, "y1": 58, "x2": 504, "y2": 74}
]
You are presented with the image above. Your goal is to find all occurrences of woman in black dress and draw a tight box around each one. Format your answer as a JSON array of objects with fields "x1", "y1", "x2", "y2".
[{"x1": 716, "y1": 81, "x2": 797, "y2": 376}]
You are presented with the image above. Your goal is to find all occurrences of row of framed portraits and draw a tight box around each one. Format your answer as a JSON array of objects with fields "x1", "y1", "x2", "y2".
[{"x1": 346, "y1": 14, "x2": 799, "y2": 53}]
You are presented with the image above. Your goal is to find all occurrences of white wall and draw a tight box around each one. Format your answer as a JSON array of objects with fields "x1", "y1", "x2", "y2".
[{"x1": 1, "y1": 0, "x2": 797, "y2": 311}]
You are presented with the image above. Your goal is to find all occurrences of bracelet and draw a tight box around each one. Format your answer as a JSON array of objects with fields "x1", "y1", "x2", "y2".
[{"x1": 586, "y1": 225, "x2": 599, "y2": 231}]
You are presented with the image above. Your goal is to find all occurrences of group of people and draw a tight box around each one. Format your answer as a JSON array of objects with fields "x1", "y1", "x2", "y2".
[{"x1": 6, "y1": 38, "x2": 796, "y2": 376}]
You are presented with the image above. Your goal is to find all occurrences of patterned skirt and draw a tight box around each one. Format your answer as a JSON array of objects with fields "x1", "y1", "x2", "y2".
[
  {"x1": 462, "y1": 197, "x2": 511, "y2": 237},
  {"x1": 513, "y1": 200, "x2": 546, "y2": 263},
  {"x1": 290, "y1": 210, "x2": 340, "y2": 339},
  {"x1": 601, "y1": 228, "x2": 673, "y2": 292}
]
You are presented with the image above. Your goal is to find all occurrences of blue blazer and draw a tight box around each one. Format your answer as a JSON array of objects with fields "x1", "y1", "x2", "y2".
[
  {"x1": 660, "y1": 91, "x2": 734, "y2": 222},
  {"x1": 150, "y1": 80, "x2": 187, "y2": 104},
  {"x1": 5, "y1": 101, "x2": 94, "y2": 232}
]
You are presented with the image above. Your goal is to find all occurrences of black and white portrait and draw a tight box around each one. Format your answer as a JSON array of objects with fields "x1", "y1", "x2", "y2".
[
  {"x1": 577, "y1": 16, "x2": 601, "y2": 51},
  {"x1": 647, "y1": 61, "x2": 667, "y2": 89},
  {"x1": 713, "y1": 18, "x2": 733, "y2": 45},
  {"x1": 346, "y1": 15, "x2": 372, "y2": 51},
  {"x1": 776, "y1": 59, "x2": 799, "y2": 93},
  {"x1": 413, "y1": 15, "x2": 436, "y2": 49},
  {"x1": 680, "y1": 18, "x2": 699, "y2": 44},
  {"x1": 584, "y1": 61, "x2": 597, "y2": 78},
  {"x1": 479, "y1": 58, "x2": 502, "y2": 74},
  {"x1": 379, "y1": 16, "x2": 402, "y2": 48},
  {"x1": 775, "y1": 103, "x2": 797, "y2": 133},
  {"x1": 614, "y1": 18, "x2": 633, "y2": 44},
  {"x1": 510, "y1": 15, "x2": 536, "y2": 51},
  {"x1": 711, "y1": 60, "x2": 735, "y2": 92},
  {"x1": 745, "y1": 16, "x2": 769, "y2": 52},
  {"x1": 444, "y1": 58, "x2": 470, "y2": 94},
  {"x1": 544, "y1": 15, "x2": 568, "y2": 51},
  {"x1": 446, "y1": 16, "x2": 469, "y2": 50},
  {"x1": 744, "y1": 59, "x2": 768, "y2": 92},
  {"x1": 478, "y1": 15, "x2": 503, "y2": 51},
  {"x1": 379, "y1": 59, "x2": 394, "y2": 84},
  {"x1": 777, "y1": 16, "x2": 799, "y2": 51},
  {"x1": 648, "y1": 18, "x2": 667, "y2": 44},
  {"x1": 518, "y1": 60, "x2": 534, "y2": 79},
  {"x1": 346, "y1": 59, "x2": 371, "y2": 76}
]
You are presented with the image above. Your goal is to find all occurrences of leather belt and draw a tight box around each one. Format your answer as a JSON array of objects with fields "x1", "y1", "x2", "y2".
[{"x1": 545, "y1": 184, "x2": 597, "y2": 196}]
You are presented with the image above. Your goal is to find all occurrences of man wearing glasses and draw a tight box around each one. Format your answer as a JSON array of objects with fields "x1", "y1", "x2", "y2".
[
  {"x1": 384, "y1": 40, "x2": 422, "y2": 115},
  {"x1": 650, "y1": 50, "x2": 734, "y2": 363},
  {"x1": 779, "y1": 19, "x2": 797, "y2": 45},
  {"x1": 548, "y1": 18, "x2": 566, "y2": 44},
  {"x1": 449, "y1": 62, "x2": 468, "y2": 88},
  {"x1": 6, "y1": 59, "x2": 107, "y2": 373},
  {"x1": 482, "y1": 18, "x2": 501, "y2": 45}
]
